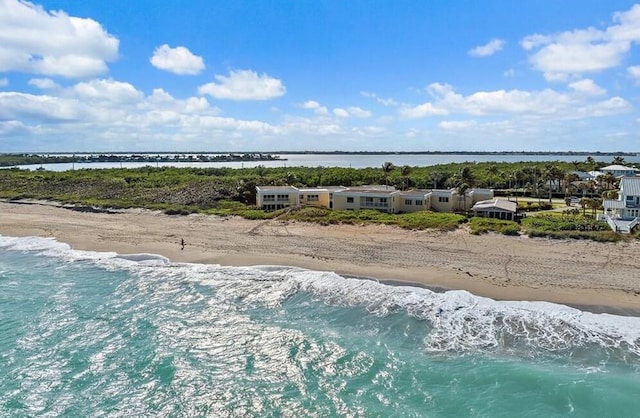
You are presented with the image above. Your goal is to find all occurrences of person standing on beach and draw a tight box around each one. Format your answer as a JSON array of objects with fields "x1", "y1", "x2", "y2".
[{"x1": 181, "y1": 238, "x2": 185, "y2": 250}]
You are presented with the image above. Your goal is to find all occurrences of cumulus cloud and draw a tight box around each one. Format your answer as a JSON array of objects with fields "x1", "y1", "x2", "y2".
[
  {"x1": 468, "y1": 39, "x2": 505, "y2": 57},
  {"x1": 300, "y1": 100, "x2": 328, "y2": 115},
  {"x1": 568, "y1": 79, "x2": 606, "y2": 96},
  {"x1": 150, "y1": 44, "x2": 205, "y2": 75},
  {"x1": 28, "y1": 78, "x2": 59, "y2": 90},
  {"x1": 628, "y1": 65, "x2": 640, "y2": 84},
  {"x1": 333, "y1": 108, "x2": 349, "y2": 118},
  {"x1": 0, "y1": 0, "x2": 118, "y2": 78},
  {"x1": 333, "y1": 106, "x2": 371, "y2": 118},
  {"x1": 439, "y1": 120, "x2": 478, "y2": 130},
  {"x1": 400, "y1": 82, "x2": 631, "y2": 120},
  {"x1": 198, "y1": 69, "x2": 285, "y2": 100},
  {"x1": 72, "y1": 79, "x2": 143, "y2": 104},
  {"x1": 521, "y1": 4, "x2": 640, "y2": 80},
  {"x1": 360, "y1": 91, "x2": 399, "y2": 107},
  {"x1": 399, "y1": 102, "x2": 448, "y2": 118}
]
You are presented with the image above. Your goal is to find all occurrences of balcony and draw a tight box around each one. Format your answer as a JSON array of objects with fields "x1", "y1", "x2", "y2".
[{"x1": 361, "y1": 202, "x2": 389, "y2": 208}]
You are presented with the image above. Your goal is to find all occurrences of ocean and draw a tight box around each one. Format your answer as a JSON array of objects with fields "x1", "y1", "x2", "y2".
[{"x1": 1, "y1": 235, "x2": 639, "y2": 417}]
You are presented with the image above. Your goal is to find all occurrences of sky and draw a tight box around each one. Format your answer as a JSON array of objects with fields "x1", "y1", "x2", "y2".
[{"x1": 1, "y1": 0, "x2": 640, "y2": 152}]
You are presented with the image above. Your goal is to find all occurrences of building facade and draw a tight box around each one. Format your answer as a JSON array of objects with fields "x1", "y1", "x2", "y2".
[{"x1": 256, "y1": 185, "x2": 493, "y2": 214}]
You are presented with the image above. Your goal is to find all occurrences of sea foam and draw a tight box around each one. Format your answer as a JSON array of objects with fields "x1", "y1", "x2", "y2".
[{"x1": 2, "y1": 234, "x2": 640, "y2": 362}]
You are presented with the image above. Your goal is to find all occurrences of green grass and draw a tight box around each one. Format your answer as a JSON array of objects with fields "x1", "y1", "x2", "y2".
[
  {"x1": 468, "y1": 217, "x2": 520, "y2": 235},
  {"x1": 521, "y1": 213, "x2": 622, "y2": 241},
  {"x1": 279, "y1": 207, "x2": 466, "y2": 231}
]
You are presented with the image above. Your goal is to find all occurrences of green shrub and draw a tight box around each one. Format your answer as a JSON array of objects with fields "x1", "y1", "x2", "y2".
[{"x1": 469, "y1": 217, "x2": 520, "y2": 235}]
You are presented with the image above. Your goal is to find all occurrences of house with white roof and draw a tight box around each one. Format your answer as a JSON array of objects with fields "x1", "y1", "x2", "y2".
[
  {"x1": 599, "y1": 165, "x2": 639, "y2": 178},
  {"x1": 601, "y1": 176, "x2": 640, "y2": 233},
  {"x1": 471, "y1": 199, "x2": 518, "y2": 221}
]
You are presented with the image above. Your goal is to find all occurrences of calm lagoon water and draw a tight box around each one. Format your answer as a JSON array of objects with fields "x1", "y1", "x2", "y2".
[
  {"x1": 13, "y1": 153, "x2": 640, "y2": 171},
  {"x1": 1, "y1": 236, "x2": 639, "y2": 417}
]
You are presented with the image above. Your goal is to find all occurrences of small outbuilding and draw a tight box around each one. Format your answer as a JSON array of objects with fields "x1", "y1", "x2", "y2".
[{"x1": 471, "y1": 199, "x2": 518, "y2": 221}]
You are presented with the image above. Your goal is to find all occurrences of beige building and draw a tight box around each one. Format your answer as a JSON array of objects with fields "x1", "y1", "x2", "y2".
[{"x1": 256, "y1": 185, "x2": 494, "y2": 214}]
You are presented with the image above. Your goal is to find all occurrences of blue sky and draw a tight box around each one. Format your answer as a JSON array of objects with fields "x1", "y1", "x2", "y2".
[{"x1": 1, "y1": 0, "x2": 640, "y2": 152}]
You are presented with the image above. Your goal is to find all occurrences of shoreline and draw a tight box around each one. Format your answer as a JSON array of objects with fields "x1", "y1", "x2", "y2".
[{"x1": 1, "y1": 200, "x2": 640, "y2": 316}]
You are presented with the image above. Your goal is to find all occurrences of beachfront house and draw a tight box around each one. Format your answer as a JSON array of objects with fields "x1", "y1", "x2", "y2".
[
  {"x1": 599, "y1": 164, "x2": 639, "y2": 178},
  {"x1": 471, "y1": 199, "x2": 518, "y2": 221},
  {"x1": 600, "y1": 176, "x2": 640, "y2": 233}
]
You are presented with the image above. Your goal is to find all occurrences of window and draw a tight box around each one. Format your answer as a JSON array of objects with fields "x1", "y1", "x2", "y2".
[
  {"x1": 627, "y1": 195, "x2": 634, "y2": 201},
  {"x1": 300, "y1": 194, "x2": 305, "y2": 200},
  {"x1": 405, "y1": 199, "x2": 412, "y2": 205},
  {"x1": 416, "y1": 200, "x2": 423, "y2": 206},
  {"x1": 380, "y1": 198, "x2": 387, "y2": 204},
  {"x1": 438, "y1": 196, "x2": 449, "y2": 203},
  {"x1": 307, "y1": 194, "x2": 319, "y2": 202},
  {"x1": 365, "y1": 197, "x2": 374, "y2": 204},
  {"x1": 277, "y1": 194, "x2": 288, "y2": 200},
  {"x1": 347, "y1": 197, "x2": 354, "y2": 203},
  {"x1": 263, "y1": 194, "x2": 275, "y2": 202}
]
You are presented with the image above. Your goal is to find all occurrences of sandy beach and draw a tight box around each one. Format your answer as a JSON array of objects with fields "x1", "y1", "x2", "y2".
[{"x1": 1, "y1": 200, "x2": 639, "y2": 314}]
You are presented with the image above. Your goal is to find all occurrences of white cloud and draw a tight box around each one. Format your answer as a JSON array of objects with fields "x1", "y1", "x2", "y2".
[
  {"x1": 28, "y1": 78, "x2": 59, "y2": 90},
  {"x1": 300, "y1": 100, "x2": 328, "y2": 115},
  {"x1": 628, "y1": 65, "x2": 640, "y2": 84},
  {"x1": 346, "y1": 106, "x2": 371, "y2": 118},
  {"x1": 198, "y1": 69, "x2": 285, "y2": 100},
  {"x1": 400, "y1": 82, "x2": 631, "y2": 120},
  {"x1": 521, "y1": 4, "x2": 640, "y2": 80},
  {"x1": 72, "y1": 79, "x2": 143, "y2": 104},
  {"x1": 360, "y1": 91, "x2": 399, "y2": 107},
  {"x1": 439, "y1": 120, "x2": 477, "y2": 130},
  {"x1": 568, "y1": 79, "x2": 606, "y2": 96},
  {"x1": 333, "y1": 106, "x2": 371, "y2": 118},
  {"x1": 468, "y1": 39, "x2": 505, "y2": 57},
  {"x1": 333, "y1": 108, "x2": 349, "y2": 118},
  {"x1": 150, "y1": 44, "x2": 204, "y2": 75},
  {"x1": 504, "y1": 69, "x2": 515, "y2": 77},
  {"x1": 0, "y1": 0, "x2": 118, "y2": 78},
  {"x1": 399, "y1": 102, "x2": 449, "y2": 118},
  {"x1": 0, "y1": 77, "x2": 7, "y2": 87}
]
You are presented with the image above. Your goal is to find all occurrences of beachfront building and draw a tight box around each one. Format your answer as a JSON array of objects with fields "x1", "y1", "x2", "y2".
[
  {"x1": 471, "y1": 199, "x2": 518, "y2": 221},
  {"x1": 255, "y1": 186, "x2": 300, "y2": 211},
  {"x1": 333, "y1": 186, "x2": 400, "y2": 213},
  {"x1": 601, "y1": 176, "x2": 640, "y2": 233},
  {"x1": 256, "y1": 185, "x2": 494, "y2": 214},
  {"x1": 398, "y1": 189, "x2": 431, "y2": 213}
]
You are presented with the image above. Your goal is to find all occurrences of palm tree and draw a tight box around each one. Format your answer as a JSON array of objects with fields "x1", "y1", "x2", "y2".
[
  {"x1": 543, "y1": 164, "x2": 562, "y2": 203},
  {"x1": 612, "y1": 156, "x2": 626, "y2": 165},
  {"x1": 400, "y1": 165, "x2": 412, "y2": 190},
  {"x1": 381, "y1": 162, "x2": 395, "y2": 187},
  {"x1": 562, "y1": 172, "x2": 579, "y2": 197},
  {"x1": 486, "y1": 165, "x2": 499, "y2": 188},
  {"x1": 603, "y1": 172, "x2": 618, "y2": 190},
  {"x1": 587, "y1": 197, "x2": 603, "y2": 217},
  {"x1": 456, "y1": 182, "x2": 470, "y2": 211},
  {"x1": 428, "y1": 171, "x2": 446, "y2": 189},
  {"x1": 579, "y1": 197, "x2": 590, "y2": 216}
]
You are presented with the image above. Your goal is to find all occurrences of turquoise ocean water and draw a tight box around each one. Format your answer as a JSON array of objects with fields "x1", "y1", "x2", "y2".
[{"x1": 1, "y1": 236, "x2": 639, "y2": 417}]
